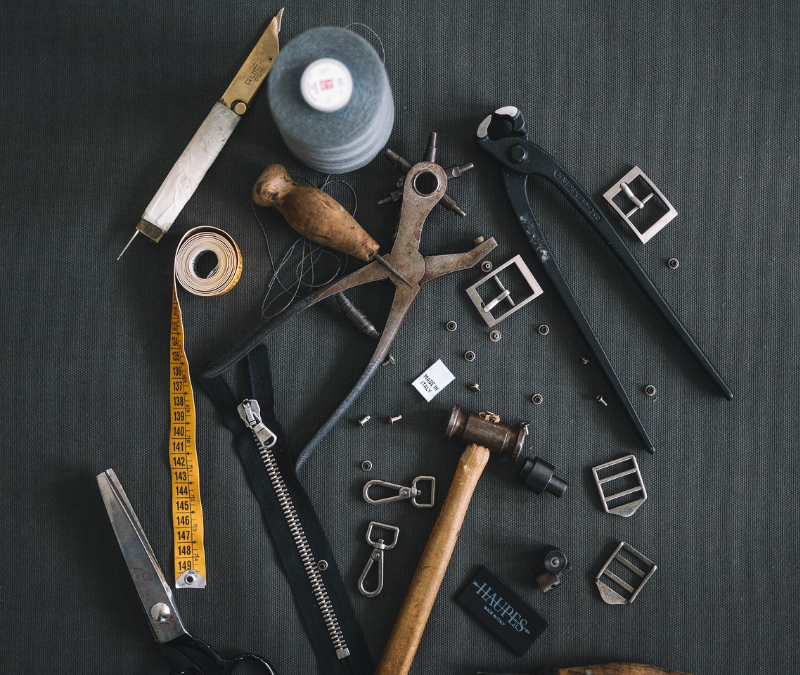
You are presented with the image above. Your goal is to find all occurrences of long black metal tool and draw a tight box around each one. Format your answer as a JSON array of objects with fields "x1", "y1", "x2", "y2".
[{"x1": 475, "y1": 106, "x2": 732, "y2": 454}]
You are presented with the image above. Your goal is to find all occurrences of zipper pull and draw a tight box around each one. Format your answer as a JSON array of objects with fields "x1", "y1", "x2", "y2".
[{"x1": 238, "y1": 399, "x2": 277, "y2": 449}]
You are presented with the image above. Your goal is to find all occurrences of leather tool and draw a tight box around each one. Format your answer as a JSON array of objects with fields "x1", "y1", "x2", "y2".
[
  {"x1": 478, "y1": 664, "x2": 691, "y2": 675},
  {"x1": 252, "y1": 164, "x2": 412, "y2": 285},
  {"x1": 204, "y1": 134, "x2": 497, "y2": 469},
  {"x1": 374, "y1": 405, "x2": 565, "y2": 675},
  {"x1": 475, "y1": 106, "x2": 732, "y2": 454}
]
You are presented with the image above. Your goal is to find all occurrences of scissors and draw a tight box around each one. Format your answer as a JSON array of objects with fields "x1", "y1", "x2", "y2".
[
  {"x1": 97, "y1": 469, "x2": 277, "y2": 675},
  {"x1": 474, "y1": 106, "x2": 732, "y2": 454}
]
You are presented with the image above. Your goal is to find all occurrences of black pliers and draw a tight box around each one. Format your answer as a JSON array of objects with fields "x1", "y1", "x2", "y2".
[{"x1": 475, "y1": 106, "x2": 732, "y2": 454}]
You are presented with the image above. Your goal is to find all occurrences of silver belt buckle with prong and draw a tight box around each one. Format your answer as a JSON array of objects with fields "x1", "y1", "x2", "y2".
[
  {"x1": 603, "y1": 166, "x2": 678, "y2": 244},
  {"x1": 466, "y1": 255, "x2": 544, "y2": 327}
]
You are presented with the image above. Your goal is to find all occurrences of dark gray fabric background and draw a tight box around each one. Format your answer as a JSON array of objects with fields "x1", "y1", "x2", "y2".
[{"x1": 1, "y1": 2, "x2": 797, "y2": 673}]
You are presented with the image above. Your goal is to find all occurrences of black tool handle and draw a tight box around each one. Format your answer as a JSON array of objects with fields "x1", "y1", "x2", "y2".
[
  {"x1": 502, "y1": 169, "x2": 655, "y2": 453},
  {"x1": 494, "y1": 136, "x2": 732, "y2": 402}
]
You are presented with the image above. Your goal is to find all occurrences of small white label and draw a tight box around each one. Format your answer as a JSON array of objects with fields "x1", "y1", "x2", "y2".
[
  {"x1": 412, "y1": 359, "x2": 455, "y2": 402},
  {"x1": 300, "y1": 58, "x2": 353, "y2": 112}
]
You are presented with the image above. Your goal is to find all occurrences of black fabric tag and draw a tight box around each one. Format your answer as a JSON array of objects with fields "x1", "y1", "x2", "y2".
[{"x1": 456, "y1": 566, "x2": 548, "y2": 655}]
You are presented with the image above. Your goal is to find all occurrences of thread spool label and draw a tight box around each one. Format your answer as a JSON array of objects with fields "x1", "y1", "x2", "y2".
[
  {"x1": 300, "y1": 58, "x2": 353, "y2": 112},
  {"x1": 412, "y1": 359, "x2": 455, "y2": 402}
]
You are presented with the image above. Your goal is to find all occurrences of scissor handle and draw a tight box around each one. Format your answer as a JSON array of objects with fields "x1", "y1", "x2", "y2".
[{"x1": 163, "y1": 633, "x2": 277, "y2": 675}]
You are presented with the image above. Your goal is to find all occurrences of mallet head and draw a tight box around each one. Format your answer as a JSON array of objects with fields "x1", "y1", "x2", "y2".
[{"x1": 445, "y1": 405, "x2": 528, "y2": 462}]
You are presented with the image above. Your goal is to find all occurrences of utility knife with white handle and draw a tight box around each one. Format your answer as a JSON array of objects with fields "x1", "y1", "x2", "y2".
[{"x1": 118, "y1": 8, "x2": 284, "y2": 259}]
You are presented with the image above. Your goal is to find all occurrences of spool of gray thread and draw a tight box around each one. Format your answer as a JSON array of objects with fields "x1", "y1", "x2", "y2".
[{"x1": 268, "y1": 27, "x2": 394, "y2": 174}]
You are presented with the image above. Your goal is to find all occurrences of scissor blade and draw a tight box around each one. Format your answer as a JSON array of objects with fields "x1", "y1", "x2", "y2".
[
  {"x1": 220, "y1": 8, "x2": 284, "y2": 111},
  {"x1": 97, "y1": 469, "x2": 188, "y2": 644}
]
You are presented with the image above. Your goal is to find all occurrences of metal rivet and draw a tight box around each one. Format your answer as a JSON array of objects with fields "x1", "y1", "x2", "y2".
[
  {"x1": 389, "y1": 415, "x2": 402, "y2": 424},
  {"x1": 468, "y1": 383, "x2": 480, "y2": 392},
  {"x1": 473, "y1": 235, "x2": 486, "y2": 246},
  {"x1": 359, "y1": 415, "x2": 371, "y2": 427},
  {"x1": 668, "y1": 257, "x2": 680, "y2": 269},
  {"x1": 531, "y1": 394, "x2": 543, "y2": 405},
  {"x1": 538, "y1": 324, "x2": 549, "y2": 336},
  {"x1": 150, "y1": 602, "x2": 171, "y2": 623},
  {"x1": 317, "y1": 560, "x2": 328, "y2": 571},
  {"x1": 645, "y1": 385, "x2": 656, "y2": 396},
  {"x1": 596, "y1": 395, "x2": 608, "y2": 406},
  {"x1": 489, "y1": 330, "x2": 501, "y2": 342},
  {"x1": 509, "y1": 144, "x2": 528, "y2": 163},
  {"x1": 464, "y1": 350, "x2": 476, "y2": 361},
  {"x1": 361, "y1": 460, "x2": 373, "y2": 471},
  {"x1": 382, "y1": 355, "x2": 395, "y2": 366},
  {"x1": 481, "y1": 260, "x2": 493, "y2": 273},
  {"x1": 446, "y1": 321, "x2": 457, "y2": 331},
  {"x1": 185, "y1": 575, "x2": 195, "y2": 585}
]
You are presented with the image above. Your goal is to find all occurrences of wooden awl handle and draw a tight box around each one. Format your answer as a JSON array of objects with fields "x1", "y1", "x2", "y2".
[
  {"x1": 252, "y1": 164, "x2": 380, "y2": 262},
  {"x1": 375, "y1": 443, "x2": 491, "y2": 675}
]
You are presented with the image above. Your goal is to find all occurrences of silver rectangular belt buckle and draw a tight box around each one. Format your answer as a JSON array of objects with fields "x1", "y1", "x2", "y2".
[
  {"x1": 603, "y1": 166, "x2": 678, "y2": 244},
  {"x1": 596, "y1": 541, "x2": 657, "y2": 604},
  {"x1": 466, "y1": 255, "x2": 544, "y2": 327},
  {"x1": 591, "y1": 454, "x2": 647, "y2": 517}
]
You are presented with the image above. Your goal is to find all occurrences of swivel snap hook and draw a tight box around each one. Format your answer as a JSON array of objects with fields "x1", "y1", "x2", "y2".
[
  {"x1": 362, "y1": 476, "x2": 436, "y2": 508},
  {"x1": 357, "y1": 521, "x2": 399, "y2": 597}
]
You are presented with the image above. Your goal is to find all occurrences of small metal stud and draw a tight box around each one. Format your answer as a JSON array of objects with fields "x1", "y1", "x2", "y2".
[
  {"x1": 446, "y1": 320, "x2": 457, "y2": 331},
  {"x1": 538, "y1": 324, "x2": 549, "y2": 336},
  {"x1": 489, "y1": 330, "x2": 501, "y2": 342},
  {"x1": 359, "y1": 415, "x2": 371, "y2": 427},
  {"x1": 596, "y1": 395, "x2": 608, "y2": 407},
  {"x1": 361, "y1": 460, "x2": 373, "y2": 471},
  {"x1": 382, "y1": 355, "x2": 395, "y2": 366},
  {"x1": 668, "y1": 257, "x2": 680, "y2": 269},
  {"x1": 581, "y1": 357, "x2": 590, "y2": 364},
  {"x1": 645, "y1": 385, "x2": 656, "y2": 397},
  {"x1": 481, "y1": 260, "x2": 493, "y2": 273},
  {"x1": 464, "y1": 350, "x2": 476, "y2": 362},
  {"x1": 468, "y1": 383, "x2": 480, "y2": 392},
  {"x1": 531, "y1": 394, "x2": 543, "y2": 405},
  {"x1": 317, "y1": 560, "x2": 328, "y2": 571},
  {"x1": 389, "y1": 415, "x2": 403, "y2": 424}
]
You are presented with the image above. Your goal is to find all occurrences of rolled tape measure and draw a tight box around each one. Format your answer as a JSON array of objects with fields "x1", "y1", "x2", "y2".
[{"x1": 170, "y1": 226, "x2": 242, "y2": 588}]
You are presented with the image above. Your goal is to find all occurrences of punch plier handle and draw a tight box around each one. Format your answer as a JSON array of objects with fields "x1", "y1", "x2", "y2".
[{"x1": 475, "y1": 106, "x2": 733, "y2": 454}]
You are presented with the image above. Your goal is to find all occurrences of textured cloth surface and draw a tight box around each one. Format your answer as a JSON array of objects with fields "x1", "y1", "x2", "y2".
[{"x1": 1, "y1": 2, "x2": 797, "y2": 674}]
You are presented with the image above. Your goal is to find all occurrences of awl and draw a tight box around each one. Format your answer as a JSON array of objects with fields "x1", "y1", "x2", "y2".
[{"x1": 118, "y1": 8, "x2": 284, "y2": 260}]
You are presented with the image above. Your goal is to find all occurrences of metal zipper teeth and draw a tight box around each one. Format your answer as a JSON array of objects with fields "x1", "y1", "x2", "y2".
[{"x1": 250, "y1": 430, "x2": 350, "y2": 659}]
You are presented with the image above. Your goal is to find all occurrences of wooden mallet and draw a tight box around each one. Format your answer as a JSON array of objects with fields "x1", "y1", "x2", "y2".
[{"x1": 375, "y1": 405, "x2": 566, "y2": 675}]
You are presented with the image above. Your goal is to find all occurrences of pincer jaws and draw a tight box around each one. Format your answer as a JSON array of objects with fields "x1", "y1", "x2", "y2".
[{"x1": 475, "y1": 105, "x2": 528, "y2": 141}]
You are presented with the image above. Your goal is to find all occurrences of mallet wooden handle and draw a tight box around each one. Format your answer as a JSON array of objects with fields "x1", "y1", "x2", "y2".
[
  {"x1": 375, "y1": 443, "x2": 491, "y2": 675},
  {"x1": 252, "y1": 164, "x2": 380, "y2": 262}
]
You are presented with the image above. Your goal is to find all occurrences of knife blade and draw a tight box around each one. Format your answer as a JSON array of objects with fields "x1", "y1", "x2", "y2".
[{"x1": 118, "y1": 8, "x2": 284, "y2": 260}]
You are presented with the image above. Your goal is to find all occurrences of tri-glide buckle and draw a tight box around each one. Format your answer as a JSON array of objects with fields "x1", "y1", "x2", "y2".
[{"x1": 603, "y1": 166, "x2": 678, "y2": 244}]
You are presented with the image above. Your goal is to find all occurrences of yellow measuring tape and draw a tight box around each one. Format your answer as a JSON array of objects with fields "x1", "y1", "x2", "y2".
[{"x1": 171, "y1": 226, "x2": 242, "y2": 588}]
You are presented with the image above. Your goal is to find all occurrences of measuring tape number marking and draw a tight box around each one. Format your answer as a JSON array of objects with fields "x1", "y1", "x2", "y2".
[{"x1": 171, "y1": 226, "x2": 243, "y2": 588}]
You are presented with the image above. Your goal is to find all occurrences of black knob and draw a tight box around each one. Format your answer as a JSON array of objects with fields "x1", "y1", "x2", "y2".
[
  {"x1": 543, "y1": 547, "x2": 568, "y2": 574},
  {"x1": 517, "y1": 457, "x2": 567, "y2": 497}
]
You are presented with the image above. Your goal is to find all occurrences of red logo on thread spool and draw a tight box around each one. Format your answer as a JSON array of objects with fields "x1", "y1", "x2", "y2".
[{"x1": 320, "y1": 79, "x2": 334, "y2": 90}]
